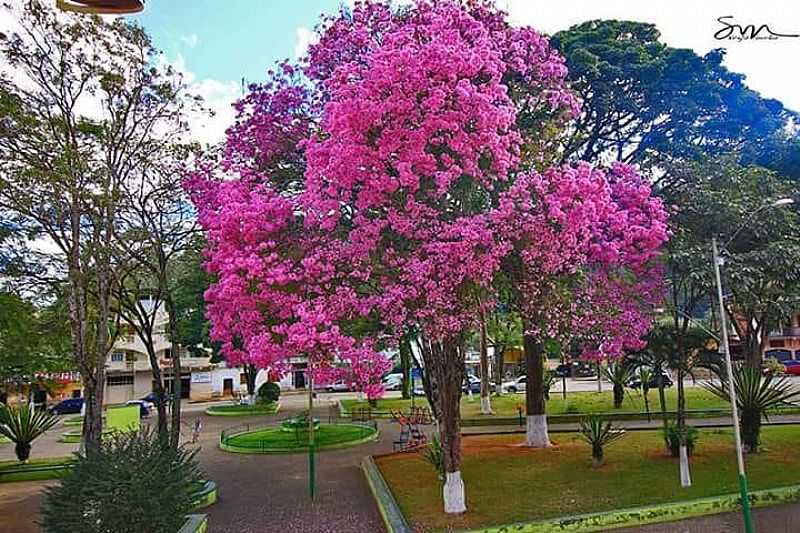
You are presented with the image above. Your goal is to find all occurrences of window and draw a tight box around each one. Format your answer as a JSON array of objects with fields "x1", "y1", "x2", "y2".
[
  {"x1": 111, "y1": 352, "x2": 124, "y2": 363},
  {"x1": 107, "y1": 375, "x2": 134, "y2": 386}
]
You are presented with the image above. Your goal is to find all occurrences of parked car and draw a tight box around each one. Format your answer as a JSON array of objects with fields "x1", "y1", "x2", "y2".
[
  {"x1": 324, "y1": 381, "x2": 351, "y2": 393},
  {"x1": 413, "y1": 385, "x2": 426, "y2": 396},
  {"x1": 462, "y1": 374, "x2": 495, "y2": 394},
  {"x1": 141, "y1": 391, "x2": 172, "y2": 405},
  {"x1": 49, "y1": 397, "x2": 84, "y2": 415},
  {"x1": 384, "y1": 377, "x2": 402, "y2": 391},
  {"x1": 126, "y1": 399, "x2": 153, "y2": 417},
  {"x1": 627, "y1": 371, "x2": 673, "y2": 389},
  {"x1": 501, "y1": 375, "x2": 526, "y2": 394},
  {"x1": 784, "y1": 361, "x2": 800, "y2": 375},
  {"x1": 554, "y1": 364, "x2": 571, "y2": 378}
]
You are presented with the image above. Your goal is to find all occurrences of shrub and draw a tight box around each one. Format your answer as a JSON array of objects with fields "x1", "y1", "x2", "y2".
[
  {"x1": 763, "y1": 357, "x2": 785, "y2": 376},
  {"x1": 257, "y1": 381, "x2": 280, "y2": 404},
  {"x1": 664, "y1": 423, "x2": 699, "y2": 457},
  {"x1": 41, "y1": 428, "x2": 203, "y2": 533},
  {"x1": 578, "y1": 415, "x2": 625, "y2": 467},
  {"x1": 704, "y1": 365, "x2": 800, "y2": 452},
  {"x1": 420, "y1": 433, "x2": 445, "y2": 481},
  {"x1": 564, "y1": 403, "x2": 579, "y2": 414},
  {"x1": 0, "y1": 403, "x2": 58, "y2": 462}
]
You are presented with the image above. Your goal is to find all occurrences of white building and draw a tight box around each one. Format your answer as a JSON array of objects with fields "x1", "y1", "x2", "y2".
[{"x1": 104, "y1": 297, "x2": 277, "y2": 405}]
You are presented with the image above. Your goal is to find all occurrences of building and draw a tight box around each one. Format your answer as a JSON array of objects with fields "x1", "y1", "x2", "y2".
[
  {"x1": 765, "y1": 312, "x2": 800, "y2": 362},
  {"x1": 104, "y1": 297, "x2": 274, "y2": 405}
]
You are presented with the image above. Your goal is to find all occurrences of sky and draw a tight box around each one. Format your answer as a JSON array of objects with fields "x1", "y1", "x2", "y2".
[
  {"x1": 87, "y1": 0, "x2": 800, "y2": 144},
  {"x1": 0, "y1": 1, "x2": 796, "y2": 144}
]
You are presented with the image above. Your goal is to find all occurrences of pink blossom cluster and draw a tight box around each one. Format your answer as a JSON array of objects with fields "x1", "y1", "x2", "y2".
[{"x1": 186, "y1": 0, "x2": 668, "y2": 398}]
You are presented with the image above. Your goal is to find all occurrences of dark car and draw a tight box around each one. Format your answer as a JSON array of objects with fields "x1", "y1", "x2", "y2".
[
  {"x1": 49, "y1": 397, "x2": 84, "y2": 415},
  {"x1": 628, "y1": 372, "x2": 673, "y2": 389},
  {"x1": 141, "y1": 391, "x2": 172, "y2": 405},
  {"x1": 554, "y1": 364, "x2": 571, "y2": 378}
]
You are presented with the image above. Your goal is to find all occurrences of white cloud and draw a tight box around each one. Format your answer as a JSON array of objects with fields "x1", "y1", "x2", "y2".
[
  {"x1": 507, "y1": 0, "x2": 800, "y2": 112},
  {"x1": 294, "y1": 26, "x2": 318, "y2": 60},
  {"x1": 157, "y1": 53, "x2": 239, "y2": 146},
  {"x1": 180, "y1": 33, "x2": 200, "y2": 48}
]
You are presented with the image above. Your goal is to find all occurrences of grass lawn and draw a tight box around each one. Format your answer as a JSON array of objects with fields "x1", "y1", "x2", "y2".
[
  {"x1": 343, "y1": 387, "x2": 730, "y2": 418},
  {"x1": 224, "y1": 423, "x2": 376, "y2": 452},
  {"x1": 205, "y1": 402, "x2": 279, "y2": 416},
  {"x1": 377, "y1": 425, "x2": 800, "y2": 532}
]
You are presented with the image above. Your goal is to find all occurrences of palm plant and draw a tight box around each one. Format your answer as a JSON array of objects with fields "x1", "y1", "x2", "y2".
[
  {"x1": 602, "y1": 361, "x2": 633, "y2": 408},
  {"x1": 0, "y1": 403, "x2": 59, "y2": 462},
  {"x1": 578, "y1": 415, "x2": 625, "y2": 467},
  {"x1": 703, "y1": 365, "x2": 800, "y2": 452}
]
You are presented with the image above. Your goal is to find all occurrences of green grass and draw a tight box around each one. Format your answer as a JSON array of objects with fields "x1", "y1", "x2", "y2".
[
  {"x1": 205, "y1": 402, "x2": 279, "y2": 416},
  {"x1": 377, "y1": 425, "x2": 800, "y2": 532},
  {"x1": 343, "y1": 387, "x2": 730, "y2": 418},
  {"x1": 224, "y1": 423, "x2": 376, "y2": 452},
  {"x1": 0, "y1": 456, "x2": 74, "y2": 482}
]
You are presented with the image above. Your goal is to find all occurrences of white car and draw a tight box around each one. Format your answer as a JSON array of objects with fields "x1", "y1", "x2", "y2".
[{"x1": 501, "y1": 376, "x2": 526, "y2": 394}]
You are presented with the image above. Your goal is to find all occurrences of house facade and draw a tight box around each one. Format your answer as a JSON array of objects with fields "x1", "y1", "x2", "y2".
[{"x1": 765, "y1": 312, "x2": 800, "y2": 362}]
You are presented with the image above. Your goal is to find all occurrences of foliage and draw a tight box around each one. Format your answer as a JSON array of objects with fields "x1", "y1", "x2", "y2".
[
  {"x1": 578, "y1": 415, "x2": 625, "y2": 466},
  {"x1": 763, "y1": 357, "x2": 785, "y2": 376},
  {"x1": 0, "y1": 403, "x2": 58, "y2": 462},
  {"x1": 664, "y1": 423, "x2": 699, "y2": 458},
  {"x1": 256, "y1": 381, "x2": 281, "y2": 404},
  {"x1": 602, "y1": 361, "x2": 633, "y2": 408},
  {"x1": 41, "y1": 428, "x2": 203, "y2": 533},
  {"x1": 703, "y1": 365, "x2": 800, "y2": 452},
  {"x1": 552, "y1": 20, "x2": 794, "y2": 167},
  {"x1": 420, "y1": 433, "x2": 445, "y2": 481}
]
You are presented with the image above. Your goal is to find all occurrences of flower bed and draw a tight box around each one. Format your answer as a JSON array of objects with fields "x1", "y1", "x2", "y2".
[
  {"x1": 204, "y1": 402, "x2": 280, "y2": 416},
  {"x1": 220, "y1": 422, "x2": 378, "y2": 454}
]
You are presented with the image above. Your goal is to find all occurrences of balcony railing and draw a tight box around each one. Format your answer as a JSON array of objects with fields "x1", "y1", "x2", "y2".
[{"x1": 783, "y1": 327, "x2": 800, "y2": 337}]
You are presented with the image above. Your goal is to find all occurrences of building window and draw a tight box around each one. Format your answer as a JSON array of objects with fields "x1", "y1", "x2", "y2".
[
  {"x1": 107, "y1": 375, "x2": 134, "y2": 386},
  {"x1": 111, "y1": 352, "x2": 125, "y2": 363}
]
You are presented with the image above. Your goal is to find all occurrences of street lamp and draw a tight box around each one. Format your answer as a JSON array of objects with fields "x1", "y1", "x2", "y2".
[{"x1": 711, "y1": 197, "x2": 794, "y2": 533}]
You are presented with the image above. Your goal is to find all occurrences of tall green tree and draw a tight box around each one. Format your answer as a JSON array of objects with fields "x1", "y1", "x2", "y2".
[
  {"x1": 0, "y1": 1, "x2": 199, "y2": 448},
  {"x1": 552, "y1": 20, "x2": 795, "y2": 168}
]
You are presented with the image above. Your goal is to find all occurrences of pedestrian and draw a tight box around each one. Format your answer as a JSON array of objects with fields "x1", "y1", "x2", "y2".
[{"x1": 191, "y1": 418, "x2": 202, "y2": 444}]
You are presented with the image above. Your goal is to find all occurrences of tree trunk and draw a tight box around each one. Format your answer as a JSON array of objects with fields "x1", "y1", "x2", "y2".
[
  {"x1": 657, "y1": 374, "x2": 669, "y2": 451},
  {"x1": 478, "y1": 316, "x2": 492, "y2": 415},
  {"x1": 676, "y1": 367, "x2": 691, "y2": 486},
  {"x1": 400, "y1": 336, "x2": 412, "y2": 400},
  {"x1": 612, "y1": 383, "x2": 624, "y2": 408},
  {"x1": 493, "y1": 345, "x2": 505, "y2": 397},
  {"x1": 144, "y1": 342, "x2": 168, "y2": 438},
  {"x1": 523, "y1": 327, "x2": 550, "y2": 448},
  {"x1": 418, "y1": 336, "x2": 466, "y2": 514},
  {"x1": 244, "y1": 364, "x2": 258, "y2": 405},
  {"x1": 741, "y1": 408, "x2": 761, "y2": 453},
  {"x1": 15, "y1": 442, "x2": 31, "y2": 463},
  {"x1": 164, "y1": 292, "x2": 182, "y2": 448}
]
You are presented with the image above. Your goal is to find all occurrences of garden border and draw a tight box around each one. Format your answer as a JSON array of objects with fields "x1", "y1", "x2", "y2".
[
  {"x1": 361, "y1": 455, "x2": 412, "y2": 533},
  {"x1": 219, "y1": 422, "x2": 379, "y2": 454},
  {"x1": 204, "y1": 402, "x2": 281, "y2": 416},
  {"x1": 191, "y1": 480, "x2": 218, "y2": 510},
  {"x1": 178, "y1": 514, "x2": 208, "y2": 533},
  {"x1": 364, "y1": 449, "x2": 800, "y2": 533},
  {"x1": 0, "y1": 458, "x2": 74, "y2": 483}
]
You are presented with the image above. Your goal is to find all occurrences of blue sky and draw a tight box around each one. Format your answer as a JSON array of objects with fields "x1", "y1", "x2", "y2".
[
  {"x1": 127, "y1": 1, "x2": 800, "y2": 145},
  {"x1": 134, "y1": 0, "x2": 339, "y2": 84}
]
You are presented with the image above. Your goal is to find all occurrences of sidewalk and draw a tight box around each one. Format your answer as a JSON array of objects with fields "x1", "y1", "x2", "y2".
[{"x1": 462, "y1": 413, "x2": 800, "y2": 435}]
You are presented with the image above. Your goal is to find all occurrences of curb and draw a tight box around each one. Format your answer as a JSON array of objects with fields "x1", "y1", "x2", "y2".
[
  {"x1": 462, "y1": 484, "x2": 800, "y2": 532},
  {"x1": 191, "y1": 480, "x2": 218, "y2": 510},
  {"x1": 219, "y1": 423, "x2": 379, "y2": 454},
  {"x1": 0, "y1": 460, "x2": 74, "y2": 483},
  {"x1": 205, "y1": 402, "x2": 281, "y2": 417},
  {"x1": 361, "y1": 455, "x2": 413, "y2": 533},
  {"x1": 178, "y1": 514, "x2": 208, "y2": 533}
]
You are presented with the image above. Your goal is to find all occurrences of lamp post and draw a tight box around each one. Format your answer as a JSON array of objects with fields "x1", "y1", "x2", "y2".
[
  {"x1": 710, "y1": 197, "x2": 794, "y2": 533},
  {"x1": 307, "y1": 366, "x2": 316, "y2": 501}
]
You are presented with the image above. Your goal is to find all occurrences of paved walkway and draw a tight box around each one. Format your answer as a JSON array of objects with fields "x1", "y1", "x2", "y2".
[{"x1": 4, "y1": 406, "x2": 800, "y2": 532}]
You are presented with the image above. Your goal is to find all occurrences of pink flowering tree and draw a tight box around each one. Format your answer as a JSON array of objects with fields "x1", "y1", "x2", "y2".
[{"x1": 189, "y1": 0, "x2": 669, "y2": 515}]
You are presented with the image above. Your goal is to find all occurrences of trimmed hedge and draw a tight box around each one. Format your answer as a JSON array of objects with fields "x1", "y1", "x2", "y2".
[
  {"x1": 0, "y1": 457, "x2": 74, "y2": 483},
  {"x1": 205, "y1": 402, "x2": 280, "y2": 416}
]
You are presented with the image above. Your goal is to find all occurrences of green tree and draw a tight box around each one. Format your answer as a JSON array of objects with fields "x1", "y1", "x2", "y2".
[
  {"x1": 552, "y1": 20, "x2": 794, "y2": 168},
  {"x1": 0, "y1": 1, "x2": 199, "y2": 447},
  {"x1": 0, "y1": 403, "x2": 58, "y2": 462}
]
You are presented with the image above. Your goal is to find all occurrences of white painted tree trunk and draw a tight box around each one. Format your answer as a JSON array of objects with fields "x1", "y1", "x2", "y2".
[
  {"x1": 480, "y1": 395, "x2": 493, "y2": 415},
  {"x1": 245, "y1": 393, "x2": 256, "y2": 406},
  {"x1": 525, "y1": 414, "x2": 551, "y2": 447},
  {"x1": 679, "y1": 444, "x2": 692, "y2": 487},
  {"x1": 443, "y1": 470, "x2": 467, "y2": 514}
]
